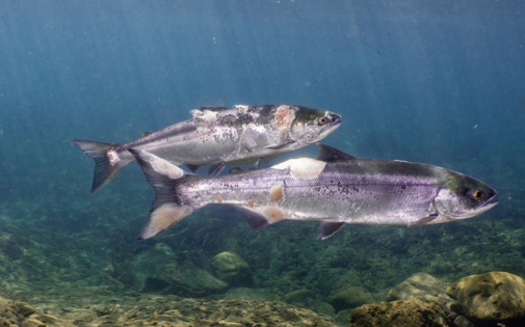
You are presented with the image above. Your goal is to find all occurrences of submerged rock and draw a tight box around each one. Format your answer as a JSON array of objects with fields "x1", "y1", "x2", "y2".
[
  {"x1": 0, "y1": 296, "x2": 73, "y2": 327},
  {"x1": 31, "y1": 294, "x2": 339, "y2": 327},
  {"x1": 212, "y1": 251, "x2": 251, "y2": 286},
  {"x1": 447, "y1": 271, "x2": 525, "y2": 323},
  {"x1": 387, "y1": 272, "x2": 452, "y2": 304},
  {"x1": 328, "y1": 285, "x2": 374, "y2": 311},
  {"x1": 222, "y1": 287, "x2": 280, "y2": 301},
  {"x1": 142, "y1": 261, "x2": 228, "y2": 296},
  {"x1": 284, "y1": 289, "x2": 336, "y2": 317},
  {"x1": 350, "y1": 297, "x2": 453, "y2": 327}
]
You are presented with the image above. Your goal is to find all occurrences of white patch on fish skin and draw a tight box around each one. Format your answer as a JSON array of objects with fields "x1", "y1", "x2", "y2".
[
  {"x1": 107, "y1": 149, "x2": 120, "y2": 166},
  {"x1": 142, "y1": 151, "x2": 184, "y2": 179},
  {"x1": 269, "y1": 181, "x2": 285, "y2": 201},
  {"x1": 142, "y1": 203, "x2": 193, "y2": 239},
  {"x1": 270, "y1": 105, "x2": 295, "y2": 138},
  {"x1": 191, "y1": 109, "x2": 218, "y2": 131},
  {"x1": 233, "y1": 104, "x2": 249, "y2": 113},
  {"x1": 271, "y1": 158, "x2": 327, "y2": 180},
  {"x1": 262, "y1": 204, "x2": 287, "y2": 222},
  {"x1": 241, "y1": 124, "x2": 268, "y2": 151}
]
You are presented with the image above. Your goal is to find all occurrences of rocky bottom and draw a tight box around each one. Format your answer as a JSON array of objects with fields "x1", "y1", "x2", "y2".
[
  {"x1": 5, "y1": 294, "x2": 340, "y2": 327},
  {"x1": 3, "y1": 271, "x2": 525, "y2": 327}
]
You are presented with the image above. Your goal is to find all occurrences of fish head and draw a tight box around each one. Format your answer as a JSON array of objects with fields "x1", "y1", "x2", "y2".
[
  {"x1": 433, "y1": 174, "x2": 498, "y2": 222},
  {"x1": 290, "y1": 107, "x2": 342, "y2": 145}
]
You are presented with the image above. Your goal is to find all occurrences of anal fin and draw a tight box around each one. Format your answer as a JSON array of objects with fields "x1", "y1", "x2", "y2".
[
  {"x1": 249, "y1": 158, "x2": 262, "y2": 171},
  {"x1": 237, "y1": 207, "x2": 272, "y2": 232},
  {"x1": 264, "y1": 140, "x2": 296, "y2": 150},
  {"x1": 317, "y1": 222, "x2": 345, "y2": 240},
  {"x1": 186, "y1": 164, "x2": 201, "y2": 172},
  {"x1": 208, "y1": 161, "x2": 227, "y2": 176}
]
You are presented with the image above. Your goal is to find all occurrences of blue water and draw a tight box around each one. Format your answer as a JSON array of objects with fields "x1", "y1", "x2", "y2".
[{"x1": 0, "y1": 0, "x2": 524, "y2": 305}]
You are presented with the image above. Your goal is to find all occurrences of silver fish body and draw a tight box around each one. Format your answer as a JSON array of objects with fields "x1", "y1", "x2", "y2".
[
  {"x1": 130, "y1": 144, "x2": 498, "y2": 240},
  {"x1": 72, "y1": 104, "x2": 342, "y2": 193}
]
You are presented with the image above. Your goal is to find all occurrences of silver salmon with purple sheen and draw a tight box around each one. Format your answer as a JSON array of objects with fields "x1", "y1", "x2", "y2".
[
  {"x1": 72, "y1": 104, "x2": 342, "y2": 193},
  {"x1": 130, "y1": 144, "x2": 498, "y2": 241}
]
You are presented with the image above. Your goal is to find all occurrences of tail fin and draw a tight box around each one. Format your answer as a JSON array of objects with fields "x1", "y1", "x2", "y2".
[
  {"x1": 71, "y1": 140, "x2": 131, "y2": 193},
  {"x1": 129, "y1": 149, "x2": 198, "y2": 240}
]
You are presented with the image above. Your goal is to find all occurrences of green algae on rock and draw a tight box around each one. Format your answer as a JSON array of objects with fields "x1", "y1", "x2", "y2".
[
  {"x1": 29, "y1": 294, "x2": 339, "y2": 327},
  {"x1": 328, "y1": 285, "x2": 375, "y2": 311},
  {"x1": 284, "y1": 289, "x2": 336, "y2": 317},
  {"x1": 350, "y1": 297, "x2": 453, "y2": 327},
  {"x1": 447, "y1": 271, "x2": 525, "y2": 322},
  {"x1": 387, "y1": 272, "x2": 452, "y2": 304},
  {"x1": 0, "y1": 296, "x2": 74, "y2": 327},
  {"x1": 212, "y1": 251, "x2": 251, "y2": 286}
]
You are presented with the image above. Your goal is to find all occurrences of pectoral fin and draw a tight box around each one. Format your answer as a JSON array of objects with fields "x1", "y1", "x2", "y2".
[
  {"x1": 317, "y1": 222, "x2": 345, "y2": 240},
  {"x1": 265, "y1": 140, "x2": 296, "y2": 150},
  {"x1": 409, "y1": 213, "x2": 439, "y2": 226}
]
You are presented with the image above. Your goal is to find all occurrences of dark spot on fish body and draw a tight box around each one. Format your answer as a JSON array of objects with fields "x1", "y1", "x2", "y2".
[
  {"x1": 241, "y1": 113, "x2": 255, "y2": 124},
  {"x1": 220, "y1": 114, "x2": 238, "y2": 126}
]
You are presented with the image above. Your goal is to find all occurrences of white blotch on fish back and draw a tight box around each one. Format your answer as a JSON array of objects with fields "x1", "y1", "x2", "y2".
[
  {"x1": 271, "y1": 158, "x2": 327, "y2": 180},
  {"x1": 142, "y1": 151, "x2": 184, "y2": 179},
  {"x1": 269, "y1": 181, "x2": 285, "y2": 201},
  {"x1": 233, "y1": 104, "x2": 249, "y2": 114},
  {"x1": 191, "y1": 109, "x2": 218, "y2": 131}
]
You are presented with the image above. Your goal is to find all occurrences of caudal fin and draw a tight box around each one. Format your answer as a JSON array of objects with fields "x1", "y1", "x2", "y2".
[
  {"x1": 129, "y1": 149, "x2": 199, "y2": 240},
  {"x1": 71, "y1": 140, "x2": 131, "y2": 193}
]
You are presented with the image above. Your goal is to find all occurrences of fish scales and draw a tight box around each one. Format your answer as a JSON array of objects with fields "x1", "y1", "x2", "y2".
[{"x1": 129, "y1": 144, "x2": 498, "y2": 240}]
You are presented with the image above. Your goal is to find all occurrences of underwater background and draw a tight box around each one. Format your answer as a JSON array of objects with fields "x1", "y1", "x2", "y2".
[{"x1": 0, "y1": 0, "x2": 524, "y2": 326}]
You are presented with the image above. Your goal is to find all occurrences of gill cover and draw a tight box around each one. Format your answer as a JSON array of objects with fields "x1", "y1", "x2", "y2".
[
  {"x1": 434, "y1": 175, "x2": 498, "y2": 220},
  {"x1": 290, "y1": 107, "x2": 342, "y2": 143}
]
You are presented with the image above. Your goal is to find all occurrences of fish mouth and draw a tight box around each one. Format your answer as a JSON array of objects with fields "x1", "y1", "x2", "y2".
[
  {"x1": 320, "y1": 116, "x2": 342, "y2": 134},
  {"x1": 449, "y1": 192, "x2": 498, "y2": 220},
  {"x1": 481, "y1": 198, "x2": 499, "y2": 211},
  {"x1": 465, "y1": 194, "x2": 498, "y2": 218}
]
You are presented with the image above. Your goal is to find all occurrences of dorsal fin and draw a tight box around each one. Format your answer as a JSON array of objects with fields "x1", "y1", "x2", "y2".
[
  {"x1": 316, "y1": 144, "x2": 355, "y2": 162},
  {"x1": 140, "y1": 132, "x2": 153, "y2": 138},
  {"x1": 196, "y1": 106, "x2": 231, "y2": 112}
]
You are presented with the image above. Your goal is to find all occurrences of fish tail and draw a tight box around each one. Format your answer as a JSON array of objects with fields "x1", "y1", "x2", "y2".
[
  {"x1": 129, "y1": 149, "x2": 198, "y2": 240},
  {"x1": 71, "y1": 140, "x2": 131, "y2": 193}
]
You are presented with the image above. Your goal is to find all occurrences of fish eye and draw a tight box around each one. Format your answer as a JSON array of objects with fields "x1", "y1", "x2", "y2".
[
  {"x1": 318, "y1": 117, "x2": 328, "y2": 125},
  {"x1": 473, "y1": 190, "x2": 483, "y2": 200}
]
